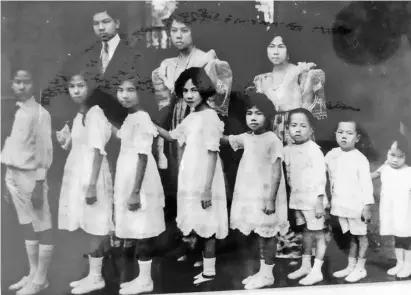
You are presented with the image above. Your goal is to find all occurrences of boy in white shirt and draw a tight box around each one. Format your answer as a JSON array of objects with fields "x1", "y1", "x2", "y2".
[
  {"x1": 284, "y1": 108, "x2": 329, "y2": 286},
  {"x1": 2, "y1": 66, "x2": 54, "y2": 295},
  {"x1": 325, "y1": 119, "x2": 374, "y2": 282}
]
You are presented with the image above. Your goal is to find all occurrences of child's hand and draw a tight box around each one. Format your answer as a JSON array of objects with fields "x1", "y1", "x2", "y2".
[
  {"x1": 315, "y1": 202, "x2": 325, "y2": 219},
  {"x1": 263, "y1": 199, "x2": 276, "y2": 215},
  {"x1": 201, "y1": 188, "x2": 212, "y2": 209},
  {"x1": 361, "y1": 205, "x2": 372, "y2": 224},
  {"x1": 127, "y1": 192, "x2": 141, "y2": 211},
  {"x1": 85, "y1": 184, "x2": 97, "y2": 205},
  {"x1": 32, "y1": 181, "x2": 44, "y2": 210}
]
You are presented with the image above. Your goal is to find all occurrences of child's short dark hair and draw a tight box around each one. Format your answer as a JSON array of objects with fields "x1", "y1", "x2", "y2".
[
  {"x1": 10, "y1": 62, "x2": 36, "y2": 82},
  {"x1": 388, "y1": 132, "x2": 410, "y2": 164},
  {"x1": 287, "y1": 108, "x2": 316, "y2": 128},
  {"x1": 335, "y1": 118, "x2": 378, "y2": 161},
  {"x1": 10, "y1": 61, "x2": 39, "y2": 96},
  {"x1": 174, "y1": 67, "x2": 216, "y2": 101},
  {"x1": 244, "y1": 89, "x2": 276, "y2": 129}
]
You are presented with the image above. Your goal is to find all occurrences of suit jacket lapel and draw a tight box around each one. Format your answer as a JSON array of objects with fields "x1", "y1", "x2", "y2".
[{"x1": 104, "y1": 39, "x2": 129, "y2": 78}]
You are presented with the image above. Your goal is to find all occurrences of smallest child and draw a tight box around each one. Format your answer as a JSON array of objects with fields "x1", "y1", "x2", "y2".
[{"x1": 372, "y1": 134, "x2": 411, "y2": 278}]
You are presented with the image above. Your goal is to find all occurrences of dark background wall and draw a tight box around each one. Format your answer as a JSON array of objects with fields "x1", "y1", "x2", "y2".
[{"x1": 2, "y1": 1, "x2": 411, "y2": 150}]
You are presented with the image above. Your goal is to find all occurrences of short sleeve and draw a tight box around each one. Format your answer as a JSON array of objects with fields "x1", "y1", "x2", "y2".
[
  {"x1": 376, "y1": 164, "x2": 386, "y2": 174},
  {"x1": 86, "y1": 106, "x2": 111, "y2": 155},
  {"x1": 132, "y1": 112, "x2": 158, "y2": 155},
  {"x1": 324, "y1": 149, "x2": 334, "y2": 171},
  {"x1": 269, "y1": 134, "x2": 283, "y2": 163},
  {"x1": 169, "y1": 122, "x2": 186, "y2": 147},
  {"x1": 358, "y1": 155, "x2": 374, "y2": 205},
  {"x1": 311, "y1": 144, "x2": 327, "y2": 196},
  {"x1": 252, "y1": 74, "x2": 265, "y2": 93},
  {"x1": 228, "y1": 134, "x2": 245, "y2": 151},
  {"x1": 203, "y1": 112, "x2": 224, "y2": 151}
]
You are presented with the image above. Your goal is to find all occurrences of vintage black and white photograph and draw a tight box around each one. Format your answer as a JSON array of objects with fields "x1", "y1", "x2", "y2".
[{"x1": 1, "y1": 1, "x2": 410, "y2": 294}]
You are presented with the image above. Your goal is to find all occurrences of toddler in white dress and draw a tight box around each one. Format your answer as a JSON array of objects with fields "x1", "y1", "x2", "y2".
[{"x1": 372, "y1": 134, "x2": 411, "y2": 278}]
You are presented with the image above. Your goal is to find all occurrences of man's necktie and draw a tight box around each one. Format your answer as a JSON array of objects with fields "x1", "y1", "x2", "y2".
[{"x1": 100, "y1": 41, "x2": 109, "y2": 74}]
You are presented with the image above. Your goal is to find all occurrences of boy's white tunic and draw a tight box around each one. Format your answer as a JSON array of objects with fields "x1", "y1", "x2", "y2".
[
  {"x1": 170, "y1": 109, "x2": 228, "y2": 239},
  {"x1": 325, "y1": 148, "x2": 374, "y2": 218},
  {"x1": 114, "y1": 111, "x2": 165, "y2": 239},
  {"x1": 378, "y1": 165, "x2": 411, "y2": 237},
  {"x1": 58, "y1": 106, "x2": 114, "y2": 236}
]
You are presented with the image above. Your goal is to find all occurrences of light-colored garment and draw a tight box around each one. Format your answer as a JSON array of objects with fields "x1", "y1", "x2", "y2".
[
  {"x1": 1, "y1": 97, "x2": 53, "y2": 180},
  {"x1": 378, "y1": 165, "x2": 411, "y2": 237},
  {"x1": 169, "y1": 109, "x2": 228, "y2": 239},
  {"x1": 338, "y1": 217, "x2": 367, "y2": 235},
  {"x1": 5, "y1": 167, "x2": 52, "y2": 232},
  {"x1": 228, "y1": 132, "x2": 289, "y2": 237},
  {"x1": 325, "y1": 148, "x2": 374, "y2": 218},
  {"x1": 100, "y1": 34, "x2": 120, "y2": 68},
  {"x1": 252, "y1": 63, "x2": 326, "y2": 144},
  {"x1": 114, "y1": 111, "x2": 165, "y2": 239},
  {"x1": 1, "y1": 97, "x2": 53, "y2": 232},
  {"x1": 284, "y1": 140, "x2": 327, "y2": 210},
  {"x1": 58, "y1": 106, "x2": 114, "y2": 236},
  {"x1": 295, "y1": 209, "x2": 325, "y2": 231}
]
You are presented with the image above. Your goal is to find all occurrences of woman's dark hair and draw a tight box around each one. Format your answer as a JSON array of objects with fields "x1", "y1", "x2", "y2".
[
  {"x1": 174, "y1": 67, "x2": 216, "y2": 102},
  {"x1": 287, "y1": 108, "x2": 316, "y2": 129},
  {"x1": 163, "y1": 4, "x2": 199, "y2": 29},
  {"x1": 243, "y1": 89, "x2": 276, "y2": 131},
  {"x1": 387, "y1": 132, "x2": 410, "y2": 165}
]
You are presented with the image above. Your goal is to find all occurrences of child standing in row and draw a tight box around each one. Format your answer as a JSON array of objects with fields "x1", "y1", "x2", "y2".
[
  {"x1": 57, "y1": 70, "x2": 114, "y2": 294},
  {"x1": 284, "y1": 108, "x2": 329, "y2": 286},
  {"x1": 372, "y1": 134, "x2": 411, "y2": 278},
  {"x1": 156, "y1": 67, "x2": 228, "y2": 285},
  {"x1": 325, "y1": 120, "x2": 374, "y2": 282},
  {"x1": 2, "y1": 66, "x2": 54, "y2": 295},
  {"x1": 114, "y1": 74, "x2": 166, "y2": 295},
  {"x1": 222, "y1": 91, "x2": 289, "y2": 290}
]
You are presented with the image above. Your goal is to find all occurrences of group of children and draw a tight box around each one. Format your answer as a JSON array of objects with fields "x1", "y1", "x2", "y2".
[{"x1": 2, "y1": 64, "x2": 411, "y2": 295}]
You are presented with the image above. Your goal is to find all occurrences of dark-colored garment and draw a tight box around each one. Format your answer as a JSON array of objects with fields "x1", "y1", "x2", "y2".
[{"x1": 395, "y1": 236, "x2": 411, "y2": 250}]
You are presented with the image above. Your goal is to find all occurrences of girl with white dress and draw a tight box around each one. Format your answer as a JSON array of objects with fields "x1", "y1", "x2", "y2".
[
  {"x1": 372, "y1": 134, "x2": 411, "y2": 278},
  {"x1": 57, "y1": 71, "x2": 114, "y2": 294},
  {"x1": 113, "y1": 73, "x2": 166, "y2": 295},
  {"x1": 156, "y1": 67, "x2": 228, "y2": 285},
  {"x1": 221, "y1": 91, "x2": 289, "y2": 290}
]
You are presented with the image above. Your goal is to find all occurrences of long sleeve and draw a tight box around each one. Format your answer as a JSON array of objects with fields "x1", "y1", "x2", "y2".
[
  {"x1": 359, "y1": 157, "x2": 374, "y2": 205},
  {"x1": 313, "y1": 147, "x2": 327, "y2": 197},
  {"x1": 35, "y1": 108, "x2": 53, "y2": 180}
]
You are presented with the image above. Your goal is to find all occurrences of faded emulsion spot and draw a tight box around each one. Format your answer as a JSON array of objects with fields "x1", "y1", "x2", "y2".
[{"x1": 332, "y1": 2, "x2": 410, "y2": 65}]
